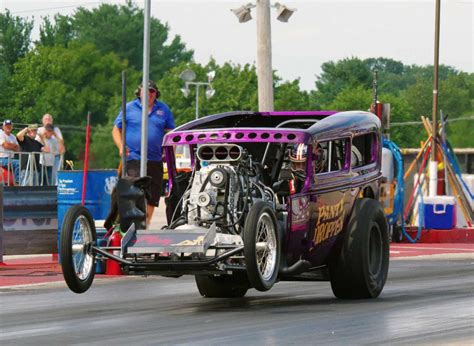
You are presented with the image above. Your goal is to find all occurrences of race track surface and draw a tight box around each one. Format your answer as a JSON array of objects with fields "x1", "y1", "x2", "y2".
[{"x1": 1, "y1": 256, "x2": 473, "y2": 345}]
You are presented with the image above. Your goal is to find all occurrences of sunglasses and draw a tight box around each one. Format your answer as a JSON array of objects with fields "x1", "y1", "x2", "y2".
[{"x1": 149, "y1": 89, "x2": 157, "y2": 94}]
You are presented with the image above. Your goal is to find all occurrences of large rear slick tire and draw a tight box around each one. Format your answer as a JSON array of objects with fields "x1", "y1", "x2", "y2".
[
  {"x1": 243, "y1": 202, "x2": 280, "y2": 292},
  {"x1": 195, "y1": 273, "x2": 248, "y2": 298},
  {"x1": 60, "y1": 205, "x2": 96, "y2": 293},
  {"x1": 329, "y1": 198, "x2": 389, "y2": 299}
]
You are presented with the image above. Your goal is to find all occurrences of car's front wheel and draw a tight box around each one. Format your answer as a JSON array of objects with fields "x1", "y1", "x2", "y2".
[
  {"x1": 329, "y1": 198, "x2": 389, "y2": 299},
  {"x1": 243, "y1": 202, "x2": 280, "y2": 292},
  {"x1": 60, "y1": 205, "x2": 96, "y2": 293}
]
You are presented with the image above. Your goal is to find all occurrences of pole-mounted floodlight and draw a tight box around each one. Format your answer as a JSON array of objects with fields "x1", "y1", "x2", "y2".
[
  {"x1": 231, "y1": 3, "x2": 255, "y2": 23},
  {"x1": 181, "y1": 86, "x2": 190, "y2": 97},
  {"x1": 179, "y1": 70, "x2": 216, "y2": 119},
  {"x1": 207, "y1": 71, "x2": 216, "y2": 83},
  {"x1": 179, "y1": 69, "x2": 196, "y2": 82},
  {"x1": 273, "y1": 2, "x2": 296, "y2": 22},
  {"x1": 205, "y1": 87, "x2": 216, "y2": 99},
  {"x1": 231, "y1": 1, "x2": 296, "y2": 111}
]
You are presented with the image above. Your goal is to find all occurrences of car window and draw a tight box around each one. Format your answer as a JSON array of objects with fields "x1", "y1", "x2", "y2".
[
  {"x1": 175, "y1": 144, "x2": 192, "y2": 170},
  {"x1": 314, "y1": 138, "x2": 347, "y2": 175},
  {"x1": 351, "y1": 133, "x2": 376, "y2": 168}
]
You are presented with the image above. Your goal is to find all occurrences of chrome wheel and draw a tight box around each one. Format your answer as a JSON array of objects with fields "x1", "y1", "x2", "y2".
[
  {"x1": 71, "y1": 215, "x2": 94, "y2": 281},
  {"x1": 60, "y1": 205, "x2": 96, "y2": 293},
  {"x1": 255, "y1": 212, "x2": 278, "y2": 281},
  {"x1": 244, "y1": 202, "x2": 280, "y2": 292}
]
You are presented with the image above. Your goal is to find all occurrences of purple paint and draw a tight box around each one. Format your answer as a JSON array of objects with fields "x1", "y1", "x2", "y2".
[
  {"x1": 260, "y1": 111, "x2": 338, "y2": 116},
  {"x1": 163, "y1": 128, "x2": 310, "y2": 146}
]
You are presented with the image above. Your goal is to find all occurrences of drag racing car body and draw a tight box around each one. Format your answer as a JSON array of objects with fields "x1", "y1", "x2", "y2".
[{"x1": 61, "y1": 110, "x2": 389, "y2": 298}]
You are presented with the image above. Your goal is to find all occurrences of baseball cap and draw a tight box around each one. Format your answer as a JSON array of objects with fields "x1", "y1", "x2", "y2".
[
  {"x1": 139, "y1": 80, "x2": 158, "y2": 92},
  {"x1": 28, "y1": 124, "x2": 38, "y2": 130},
  {"x1": 3, "y1": 119, "x2": 12, "y2": 126},
  {"x1": 44, "y1": 124, "x2": 54, "y2": 132}
]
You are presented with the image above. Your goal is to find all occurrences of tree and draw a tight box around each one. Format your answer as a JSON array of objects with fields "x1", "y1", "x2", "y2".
[
  {"x1": 158, "y1": 60, "x2": 259, "y2": 125},
  {"x1": 274, "y1": 78, "x2": 311, "y2": 111},
  {"x1": 3, "y1": 42, "x2": 141, "y2": 163},
  {"x1": 38, "y1": 14, "x2": 74, "y2": 48},
  {"x1": 312, "y1": 57, "x2": 372, "y2": 108},
  {"x1": 39, "y1": 1, "x2": 193, "y2": 80},
  {"x1": 0, "y1": 10, "x2": 33, "y2": 73}
]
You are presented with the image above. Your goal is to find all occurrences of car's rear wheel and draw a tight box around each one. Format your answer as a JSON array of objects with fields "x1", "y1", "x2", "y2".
[
  {"x1": 60, "y1": 205, "x2": 96, "y2": 293},
  {"x1": 243, "y1": 201, "x2": 280, "y2": 292},
  {"x1": 195, "y1": 273, "x2": 248, "y2": 298},
  {"x1": 329, "y1": 198, "x2": 389, "y2": 299}
]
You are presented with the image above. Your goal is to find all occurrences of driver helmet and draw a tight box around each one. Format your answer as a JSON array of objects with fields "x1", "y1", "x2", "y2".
[{"x1": 290, "y1": 143, "x2": 308, "y2": 180}]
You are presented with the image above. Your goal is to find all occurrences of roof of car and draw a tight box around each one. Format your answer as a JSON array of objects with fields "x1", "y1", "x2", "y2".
[{"x1": 164, "y1": 110, "x2": 380, "y2": 146}]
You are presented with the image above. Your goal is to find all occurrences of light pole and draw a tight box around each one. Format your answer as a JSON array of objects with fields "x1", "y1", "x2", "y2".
[
  {"x1": 180, "y1": 69, "x2": 216, "y2": 120},
  {"x1": 231, "y1": 1, "x2": 296, "y2": 112},
  {"x1": 429, "y1": 0, "x2": 441, "y2": 197},
  {"x1": 140, "y1": 0, "x2": 151, "y2": 178}
]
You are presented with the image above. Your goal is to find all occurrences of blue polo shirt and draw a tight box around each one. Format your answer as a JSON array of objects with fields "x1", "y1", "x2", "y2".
[{"x1": 114, "y1": 98, "x2": 175, "y2": 162}]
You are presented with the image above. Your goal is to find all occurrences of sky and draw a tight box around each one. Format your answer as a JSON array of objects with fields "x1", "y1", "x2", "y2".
[{"x1": 3, "y1": 0, "x2": 473, "y2": 90}]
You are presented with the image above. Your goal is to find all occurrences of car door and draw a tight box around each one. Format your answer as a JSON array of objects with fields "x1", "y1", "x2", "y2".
[{"x1": 301, "y1": 137, "x2": 355, "y2": 267}]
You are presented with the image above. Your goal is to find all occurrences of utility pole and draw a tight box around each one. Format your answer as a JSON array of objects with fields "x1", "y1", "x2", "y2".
[
  {"x1": 140, "y1": 0, "x2": 151, "y2": 178},
  {"x1": 429, "y1": 0, "x2": 441, "y2": 196},
  {"x1": 256, "y1": 0, "x2": 274, "y2": 112}
]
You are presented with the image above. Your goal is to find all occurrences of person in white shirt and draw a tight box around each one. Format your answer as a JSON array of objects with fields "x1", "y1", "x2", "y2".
[
  {"x1": 0, "y1": 119, "x2": 20, "y2": 184},
  {"x1": 36, "y1": 124, "x2": 60, "y2": 185},
  {"x1": 38, "y1": 113, "x2": 65, "y2": 184}
]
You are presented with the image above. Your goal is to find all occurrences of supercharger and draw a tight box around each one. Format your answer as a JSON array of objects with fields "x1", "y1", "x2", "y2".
[{"x1": 181, "y1": 144, "x2": 275, "y2": 235}]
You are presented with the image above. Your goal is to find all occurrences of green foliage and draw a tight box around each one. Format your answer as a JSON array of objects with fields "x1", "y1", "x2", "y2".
[
  {"x1": 326, "y1": 86, "x2": 372, "y2": 111},
  {"x1": 38, "y1": 15, "x2": 74, "y2": 48},
  {"x1": 312, "y1": 57, "x2": 372, "y2": 107},
  {"x1": 158, "y1": 60, "x2": 259, "y2": 125},
  {"x1": 274, "y1": 79, "x2": 311, "y2": 111},
  {"x1": 3, "y1": 42, "x2": 141, "y2": 162},
  {"x1": 1, "y1": 5, "x2": 473, "y2": 169},
  {"x1": 38, "y1": 1, "x2": 193, "y2": 80},
  {"x1": 0, "y1": 10, "x2": 33, "y2": 73}
]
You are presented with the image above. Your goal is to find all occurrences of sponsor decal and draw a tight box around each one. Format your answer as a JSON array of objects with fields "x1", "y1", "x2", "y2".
[
  {"x1": 156, "y1": 110, "x2": 165, "y2": 116},
  {"x1": 3, "y1": 217, "x2": 57, "y2": 231},
  {"x1": 57, "y1": 179, "x2": 78, "y2": 196},
  {"x1": 104, "y1": 176, "x2": 118, "y2": 195},
  {"x1": 291, "y1": 196, "x2": 310, "y2": 231},
  {"x1": 312, "y1": 199, "x2": 345, "y2": 246}
]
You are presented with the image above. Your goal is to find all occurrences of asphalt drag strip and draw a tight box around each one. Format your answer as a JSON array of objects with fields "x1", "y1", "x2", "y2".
[{"x1": 0, "y1": 251, "x2": 473, "y2": 345}]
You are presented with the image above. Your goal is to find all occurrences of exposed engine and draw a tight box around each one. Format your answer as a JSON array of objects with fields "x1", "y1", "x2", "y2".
[{"x1": 181, "y1": 144, "x2": 275, "y2": 235}]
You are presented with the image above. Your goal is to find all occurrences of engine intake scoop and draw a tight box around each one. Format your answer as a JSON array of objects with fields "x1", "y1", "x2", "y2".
[{"x1": 197, "y1": 144, "x2": 244, "y2": 163}]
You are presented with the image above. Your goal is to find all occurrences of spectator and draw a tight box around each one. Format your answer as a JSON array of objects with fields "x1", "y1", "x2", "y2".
[
  {"x1": 112, "y1": 80, "x2": 175, "y2": 225},
  {"x1": 38, "y1": 113, "x2": 65, "y2": 183},
  {"x1": 16, "y1": 124, "x2": 43, "y2": 185},
  {"x1": 36, "y1": 124, "x2": 59, "y2": 185},
  {"x1": 0, "y1": 120, "x2": 20, "y2": 184}
]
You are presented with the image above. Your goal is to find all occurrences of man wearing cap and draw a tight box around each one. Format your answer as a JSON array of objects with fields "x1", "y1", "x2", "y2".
[
  {"x1": 0, "y1": 120, "x2": 20, "y2": 184},
  {"x1": 16, "y1": 124, "x2": 43, "y2": 185},
  {"x1": 112, "y1": 80, "x2": 175, "y2": 225},
  {"x1": 38, "y1": 114, "x2": 65, "y2": 184},
  {"x1": 36, "y1": 124, "x2": 60, "y2": 185}
]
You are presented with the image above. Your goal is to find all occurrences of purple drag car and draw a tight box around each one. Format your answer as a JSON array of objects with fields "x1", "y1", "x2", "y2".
[{"x1": 60, "y1": 110, "x2": 389, "y2": 298}]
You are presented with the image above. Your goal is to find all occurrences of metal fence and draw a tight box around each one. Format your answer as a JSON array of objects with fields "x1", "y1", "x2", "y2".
[{"x1": 0, "y1": 151, "x2": 64, "y2": 187}]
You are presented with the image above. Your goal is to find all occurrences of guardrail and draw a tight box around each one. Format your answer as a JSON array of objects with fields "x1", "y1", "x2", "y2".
[
  {"x1": 0, "y1": 185, "x2": 57, "y2": 262},
  {"x1": 0, "y1": 151, "x2": 64, "y2": 187}
]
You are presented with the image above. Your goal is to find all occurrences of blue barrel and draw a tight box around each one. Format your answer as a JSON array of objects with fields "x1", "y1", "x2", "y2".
[{"x1": 57, "y1": 169, "x2": 118, "y2": 255}]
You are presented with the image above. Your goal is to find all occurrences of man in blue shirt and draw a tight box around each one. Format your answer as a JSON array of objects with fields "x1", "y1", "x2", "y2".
[{"x1": 112, "y1": 80, "x2": 175, "y2": 224}]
